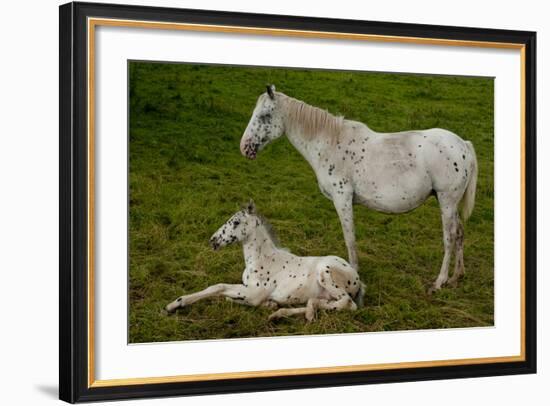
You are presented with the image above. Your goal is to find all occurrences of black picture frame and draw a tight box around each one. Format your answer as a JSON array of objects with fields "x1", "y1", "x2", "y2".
[{"x1": 59, "y1": 1, "x2": 537, "y2": 403}]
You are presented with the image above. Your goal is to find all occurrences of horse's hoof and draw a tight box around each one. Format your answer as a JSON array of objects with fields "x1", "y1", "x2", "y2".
[
  {"x1": 427, "y1": 286, "x2": 438, "y2": 295},
  {"x1": 165, "y1": 301, "x2": 182, "y2": 313},
  {"x1": 269, "y1": 309, "x2": 286, "y2": 321}
]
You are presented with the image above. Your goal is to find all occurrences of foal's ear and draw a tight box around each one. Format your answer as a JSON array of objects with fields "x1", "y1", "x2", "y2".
[
  {"x1": 246, "y1": 199, "x2": 256, "y2": 214},
  {"x1": 266, "y1": 84, "x2": 276, "y2": 99}
]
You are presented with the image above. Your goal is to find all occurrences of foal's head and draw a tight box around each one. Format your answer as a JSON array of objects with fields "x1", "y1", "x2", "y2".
[
  {"x1": 209, "y1": 200, "x2": 260, "y2": 250},
  {"x1": 240, "y1": 85, "x2": 285, "y2": 159}
]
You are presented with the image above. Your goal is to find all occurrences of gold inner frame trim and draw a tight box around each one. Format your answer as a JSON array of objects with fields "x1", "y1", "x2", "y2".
[{"x1": 87, "y1": 17, "x2": 527, "y2": 388}]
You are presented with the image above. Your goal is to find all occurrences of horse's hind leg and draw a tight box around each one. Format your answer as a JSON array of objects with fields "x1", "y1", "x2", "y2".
[
  {"x1": 448, "y1": 219, "x2": 465, "y2": 287},
  {"x1": 268, "y1": 298, "x2": 318, "y2": 322},
  {"x1": 317, "y1": 269, "x2": 357, "y2": 311},
  {"x1": 429, "y1": 193, "x2": 459, "y2": 294}
]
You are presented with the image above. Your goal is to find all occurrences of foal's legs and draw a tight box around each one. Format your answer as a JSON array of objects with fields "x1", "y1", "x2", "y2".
[
  {"x1": 268, "y1": 294, "x2": 356, "y2": 322},
  {"x1": 429, "y1": 193, "x2": 460, "y2": 294},
  {"x1": 268, "y1": 266, "x2": 360, "y2": 322},
  {"x1": 315, "y1": 297, "x2": 356, "y2": 312},
  {"x1": 166, "y1": 283, "x2": 262, "y2": 312},
  {"x1": 333, "y1": 193, "x2": 359, "y2": 270},
  {"x1": 318, "y1": 268, "x2": 357, "y2": 311},
  {"x1": 226, "y1": 297, "x2": 278, "y2": 309},
  {"x1": 268, "y1": 298, "x2": 319, "y2": 322}
]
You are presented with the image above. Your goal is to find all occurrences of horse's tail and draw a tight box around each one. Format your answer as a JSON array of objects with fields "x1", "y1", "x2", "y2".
[
  {"x1": 352, "y1": 281, "x2": 366, "y2": 308},
  {"x1": 461, "y1": 141, "x2": 478, "y2": 221}
]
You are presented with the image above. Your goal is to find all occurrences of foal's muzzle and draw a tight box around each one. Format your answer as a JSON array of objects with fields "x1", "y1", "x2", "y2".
[{"x1": 209, "y1": 237, "x2": 220, "y2": 250}]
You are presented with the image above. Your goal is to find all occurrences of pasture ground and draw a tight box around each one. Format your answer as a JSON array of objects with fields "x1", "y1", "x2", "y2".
[{"x1": 129, "y1": 62, "x2": 494, "y2": 343}]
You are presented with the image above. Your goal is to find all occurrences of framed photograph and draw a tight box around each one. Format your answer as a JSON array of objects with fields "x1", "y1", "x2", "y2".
[{"x1": 59, "y1": 1, "x2": 536, "y2": 403}]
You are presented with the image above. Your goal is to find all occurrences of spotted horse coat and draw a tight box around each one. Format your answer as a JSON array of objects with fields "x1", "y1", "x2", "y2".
[
  {"x1": 166, "y1": 201, "x2": 365, "y2": 321},
  {"x1": 240, "y1": 85, "x2": 478, "y2": 293}
]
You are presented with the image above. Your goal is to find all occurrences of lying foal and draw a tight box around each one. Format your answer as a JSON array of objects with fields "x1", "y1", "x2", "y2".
[{"x1": 166, "y1": 201, "x2": 365, "y2": 321}]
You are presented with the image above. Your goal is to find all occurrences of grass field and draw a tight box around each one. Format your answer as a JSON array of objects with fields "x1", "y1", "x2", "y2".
[{"x1": 128, "y1": 62, "x2": 494, "y2": 343}]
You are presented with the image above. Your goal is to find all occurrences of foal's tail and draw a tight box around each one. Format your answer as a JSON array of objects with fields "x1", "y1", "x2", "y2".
[
  {"x1": 461, "y1": 141, "x2": 478, "y2": 221},
  {"x1": 352, "y1": 281, "x2": 366, "y2": 308}
]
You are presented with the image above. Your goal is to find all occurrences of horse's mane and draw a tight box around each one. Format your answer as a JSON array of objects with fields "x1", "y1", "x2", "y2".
[
  {"x1": 280, "y1": 94, "x2": 344, "y2": 141},
  {"x1": 255, "y1": 213, "x2": 284, "y2": 249}
]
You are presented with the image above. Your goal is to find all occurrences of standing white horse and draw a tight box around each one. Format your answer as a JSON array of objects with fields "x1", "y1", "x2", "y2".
[
  {"x1": 166, "y1": 201, "x2": 364, "y2": 320},
  {"x1": 240, "y1": 85, "x2": 478, "y2": 293}
]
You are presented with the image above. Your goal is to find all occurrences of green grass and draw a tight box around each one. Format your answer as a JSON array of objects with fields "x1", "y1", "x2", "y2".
[{"x1": 128, "y1": 62, "x2": 494, "y2": 343}]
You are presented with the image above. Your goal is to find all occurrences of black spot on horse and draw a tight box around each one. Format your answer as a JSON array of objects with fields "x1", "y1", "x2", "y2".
[{"x1": 258, "y1": 113, "x2": 272, "y2": 124}]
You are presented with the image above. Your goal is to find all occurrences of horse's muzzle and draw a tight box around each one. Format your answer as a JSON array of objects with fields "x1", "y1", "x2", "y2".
[{"x1": 240, "y1": 137, "x2": 258, "y2": 160}]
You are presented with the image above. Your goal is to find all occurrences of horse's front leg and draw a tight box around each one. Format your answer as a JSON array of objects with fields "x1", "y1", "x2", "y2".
[
  {"x1": 166, "y1": 283, "x2": 260, "y2": 312},
  {"x1": 225, "y1": 298, "x2": 278, "y2": 309},
  {"x1": 333, "y1": 193, "x2": 359, "y2": 270}
]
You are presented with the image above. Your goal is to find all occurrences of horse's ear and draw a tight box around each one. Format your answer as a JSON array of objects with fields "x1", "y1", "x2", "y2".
[
  {"x1": 266, "y1": 84, "x2": 276, "y2": 99},
  {"x1": 246, "y1": 199, "x2": 256, "y2": 214}
]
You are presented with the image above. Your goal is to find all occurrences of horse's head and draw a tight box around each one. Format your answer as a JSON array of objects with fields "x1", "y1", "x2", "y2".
[
  {"x1": 240, "y1": 85, "x2": 285, "y2": 159},
  {"x1": 209, "y1": 200, "x2": 258, "y2": 250}
]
